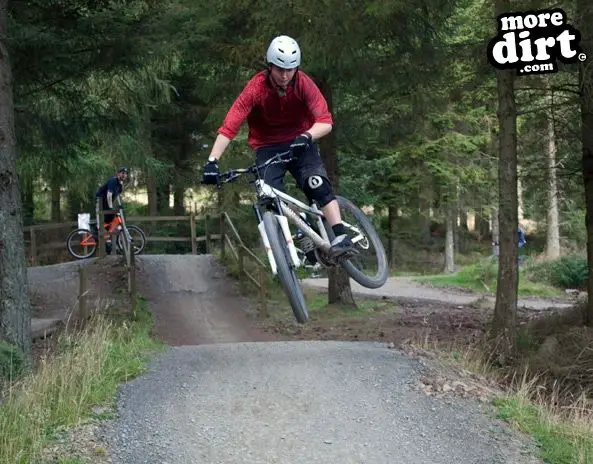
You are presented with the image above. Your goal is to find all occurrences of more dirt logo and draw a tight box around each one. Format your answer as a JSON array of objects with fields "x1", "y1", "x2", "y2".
[{"x1": 487, "y1": 8, "x2": 586, "y2": 75}]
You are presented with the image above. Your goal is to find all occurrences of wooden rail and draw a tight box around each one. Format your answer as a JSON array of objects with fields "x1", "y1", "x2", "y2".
[
  {"x1": 22, "y1": 213, "x2": 221, "y2": 266},
  {"x1": 219, "y1": 212, "x2": 268, "y2": 317}
]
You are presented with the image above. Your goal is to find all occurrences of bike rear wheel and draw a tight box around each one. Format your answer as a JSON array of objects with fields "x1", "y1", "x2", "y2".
[
  {"x1": 263, "y1": 211, "x2": 308, "y2": 323},
  {"x1": 325, "y1": 195, "x2": 388, "y2": 289},
  {"x1": 66, "y1": 228, "x2": 97, "y2": 259}
]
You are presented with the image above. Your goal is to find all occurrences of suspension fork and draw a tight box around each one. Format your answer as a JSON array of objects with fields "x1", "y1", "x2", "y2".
[
  {"x1": 253, "y1": 204, "x2": 278, "y2": 275},
  {"x1": 273, "y1": 198, "x2": 301, "y2": 267}
]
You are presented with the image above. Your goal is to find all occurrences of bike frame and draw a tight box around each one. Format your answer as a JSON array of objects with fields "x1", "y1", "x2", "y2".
[
  {"x1": 217, "y1": 150, "x2": 366, "y2": 275},
  {"x1": 77, "y1": 211, "x2": 131, "y2": 247}
]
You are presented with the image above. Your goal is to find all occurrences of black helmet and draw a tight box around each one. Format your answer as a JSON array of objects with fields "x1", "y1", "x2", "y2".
[{"x1": 117, "y1": 166, "x2": 129, "y2": 174}]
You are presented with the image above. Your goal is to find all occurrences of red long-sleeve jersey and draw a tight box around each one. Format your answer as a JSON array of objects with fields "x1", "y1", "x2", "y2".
[{"x1": 217, "y1": 70, "x2": 333, "y2": 150}]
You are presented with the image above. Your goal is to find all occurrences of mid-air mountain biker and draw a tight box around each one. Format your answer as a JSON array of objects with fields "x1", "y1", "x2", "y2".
[{"x1": 201, "y1": 35, "x2": 356, "y2": 259}]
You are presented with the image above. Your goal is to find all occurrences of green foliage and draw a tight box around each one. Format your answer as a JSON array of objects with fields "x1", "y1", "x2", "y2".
[
  {"x1": 416, "y1": 259, "x2": 563, "y2": 297},
  {"x1": 550, "y1": 256, "x2": 588, "y2": 289},
  {"x1": 0, "y1": 341, "x2": 26, "y2": 382},
  {"x1": 525, "y1": 256, "x2": 588, "y2": 290}
]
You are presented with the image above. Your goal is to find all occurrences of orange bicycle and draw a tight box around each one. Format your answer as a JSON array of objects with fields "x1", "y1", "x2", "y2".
[{"x1": 65, "y1": 208, "x2": 146, "y2": 259}]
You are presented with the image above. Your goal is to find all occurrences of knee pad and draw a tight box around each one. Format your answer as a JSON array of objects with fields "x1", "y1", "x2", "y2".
[{"x1": 302, "y1": 175, "x2": 335, "y2": 208}]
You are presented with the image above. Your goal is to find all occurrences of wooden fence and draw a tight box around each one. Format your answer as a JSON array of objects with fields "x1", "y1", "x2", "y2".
[
  {"x1": 22, "y1": 213, "x2": 222, "y2": 266},
  {"x1": 219, "y1": 212, "x2": 268, "y2": 317}
]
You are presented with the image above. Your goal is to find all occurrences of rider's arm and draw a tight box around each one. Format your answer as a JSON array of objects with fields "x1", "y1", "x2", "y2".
[
  {"x1": 306, "y1": 122, "x2": 332, "y2": 141},
  {"x1": 297, "y1": 72, "x2": 334, "y2": 141},
  {"x1": 106, "y1": 191, "x2": 114, "y2": 210},
  {"x1": 208, "y1": 133, "x2": 232, "y2": 161},
  {"x1": 105, "y1": 177, "x2": 119, "y2": 210},
  {"x1": 211, "y1": 79, "x2": 258, "y2": 160}
]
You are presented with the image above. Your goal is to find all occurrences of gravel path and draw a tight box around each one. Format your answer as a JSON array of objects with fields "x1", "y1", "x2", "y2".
[
  {"x1": 27, "y1": 254, "x2": 541, "y2": 463},
  {"x1": 102, "y1": 341, "x2": 539, "y2": 464},
  {"x1": 302, "y1": 276, "x2": 573, "y2": 311}
]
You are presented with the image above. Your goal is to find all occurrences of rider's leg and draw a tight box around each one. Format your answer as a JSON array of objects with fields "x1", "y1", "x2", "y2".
[
  {"x1": 102, "y1": 198, "x2": 115, "y2": 254},
  {"x1": 256, "y1": 144, "x2": 289, "y2": 194},
  {"x1": 290, "y1": 145, "x2": 356, "y2": 257},
  {"x1": 94, "y1": 198, "x2": 101, "y2": 235},
  {"x1": 256, "y1": 143, "x2": 321, "y2": 263}
]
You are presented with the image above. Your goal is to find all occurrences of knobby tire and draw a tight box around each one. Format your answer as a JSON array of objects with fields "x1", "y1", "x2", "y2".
[
  {"x1": 326, "y1": 195, "x2": 388, "y2": 289},
  {"x1": 262, "y1": 211, "x2": 308, "y2": 323}
]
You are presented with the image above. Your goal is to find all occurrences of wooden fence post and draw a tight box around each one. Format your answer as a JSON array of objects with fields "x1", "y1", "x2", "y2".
[
  {"x1": 190, "y1": 212, "x2": 197, "y2": 255},
  {"x1": 129, "y1": 249, "x2": 137, "y2": 315},
  {"x1": 259, "y1": 266, "x2": 268, "y2": 318},
  {"x1": 220, "y1": 213, "x2": 226, "y2": 260},
  {"x1": 205, "y1": 214, "x2": 210, "y2": 253},
  {"x1": 238, "y1": 247, "x2": 244, "y2": 275},
  {"x1": 30, "y1": 228, "x2": 37, "y2": 266},
  {"x1": 78, "y1": 266, "x2": 88, "y2": 321}
]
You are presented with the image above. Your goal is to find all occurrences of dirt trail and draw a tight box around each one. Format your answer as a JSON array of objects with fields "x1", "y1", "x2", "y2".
[
  {"x1": 27, "y1": 254, "x2": 274, "y2": 345},
  {"x1": 135, "y1": 254, "x2": 274, "y2": 345}
]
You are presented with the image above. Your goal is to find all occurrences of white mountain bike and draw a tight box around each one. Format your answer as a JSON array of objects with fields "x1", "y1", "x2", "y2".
[{"x1": 214, "y1": 149, "x2": 388, "y2": 323}]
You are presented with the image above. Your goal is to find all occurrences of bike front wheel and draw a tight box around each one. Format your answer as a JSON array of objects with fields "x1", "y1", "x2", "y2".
[
  {"x1": 325, "y1": 195, "x2": 388, "y2": 289},
  {"x1": 116, "y1": 225, "x2": 146, "y2": 255},
  {"x1": 66, "y1": 228, "x2": 97, "y2": 259},
  {"x1": 263, "y1": 211, "x2": 309, "y2": 323}
]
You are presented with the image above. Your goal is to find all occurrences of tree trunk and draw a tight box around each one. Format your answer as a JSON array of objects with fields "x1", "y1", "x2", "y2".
[
  {"x1": 459, "y1": 205, "x2": 469, "y2": 231},
  {"x1": 452, "y1": 199, "x2": 459, "y2": 253},
  {"x1": 21, "y1": 174, "x2": 35, "y2": 226},
  {"x1": 0, "y1": 0, "x2": 32, "y2": 355},
  {"x1": 147, "y1": 175, "x2": 158, "y2": 215},
  {"x1": 156, "y1": 183, "x2": 170, "y2": 214},
  {"x1": 315, "y1": 74, "x2": 355, "y2": 306},
  {"x1": 579, "y1": 0, "x2": 593, "y2": 326},
  {"x1": 387, "y1": 205, "x2": 397, "y2": 269},
  {"x1": 173, "y1": 185, "x2": 185, "y2": 216},
  {"x1": 475, "y1": 208, "x2": 490, "y2": 241},
  {"x1": 491, "y1": 202, "x2": 500, "y2": 245},
  {"x1": 418, "y1": 191, "x2": 432, "y2": 244},
  {"x1": 444, "y1": 196, "x2": 455, "y2": 273},
  {"x1": 546, "y1": 89, "x2": 561, "y2": 260},
  {"x1": 492, "y1": 0, "x2": 518, "y2": 363},
  {"x1": 457, "y1": 190, "x2": 468, "y2": 253},
  {"x1": 517, "y1": 175, "x2": 524, "y2": 223},
  {"x1": 50, "y1": 178, "x2": 61, "y2": 222}
]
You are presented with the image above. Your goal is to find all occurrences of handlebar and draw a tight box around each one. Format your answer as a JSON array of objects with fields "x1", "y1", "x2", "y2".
[{"x1": 202, "y1": 148, "x2": 295, "y2": 189}]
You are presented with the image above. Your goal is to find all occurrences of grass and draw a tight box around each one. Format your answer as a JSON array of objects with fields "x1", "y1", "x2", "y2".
[
  {"x1": 494, "y1": 380, "x2": 593, "y2": 464},
  {"x1": 413, "y1": 261, "x2": 564, "y2": 297},
  {"x1": 0, "y1": 296, "x2": 163, "y2": 464},
  {"x1": 409, "y1": 327, "x2": 593, "y2": 464}
]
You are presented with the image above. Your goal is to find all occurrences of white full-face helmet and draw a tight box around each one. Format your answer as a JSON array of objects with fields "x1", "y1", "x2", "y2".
[{"x1": 266, "y1": 35, "x2": 301, "y2": 69}]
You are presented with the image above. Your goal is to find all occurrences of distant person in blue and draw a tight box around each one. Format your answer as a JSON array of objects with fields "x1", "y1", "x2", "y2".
[
  {"x1": 95, "y1": 167, "x2": 129, "y2": 251},
  {"x1": 491, "y1": 226, "x2": 527, "y2": 260},
  {"x1": 517, "y1": 226, "x2": 526, "y2": 249}
]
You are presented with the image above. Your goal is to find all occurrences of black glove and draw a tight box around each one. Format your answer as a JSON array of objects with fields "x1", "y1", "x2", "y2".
[
  {"x1": 202, "y1": 159, "x2": 220, "y2": 185},
  {"x1": 290, "y1": 132, "x2": 312, "y2": 156}
]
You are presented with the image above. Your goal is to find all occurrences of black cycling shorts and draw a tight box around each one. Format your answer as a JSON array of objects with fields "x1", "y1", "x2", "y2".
[{"x1": 255, "y1": 141, "x2": 329, "y2": 194}]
